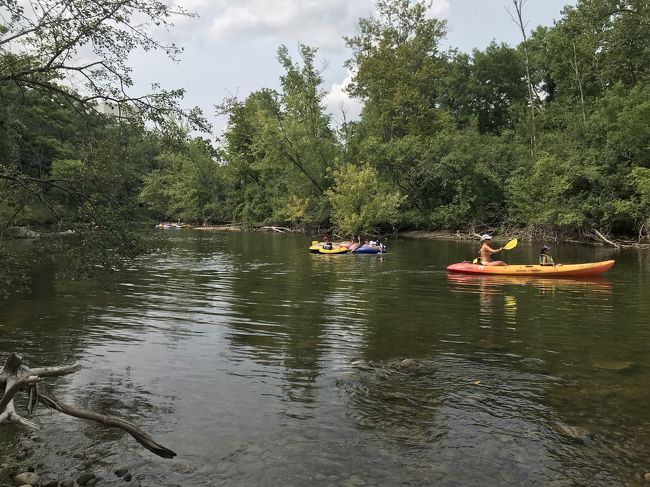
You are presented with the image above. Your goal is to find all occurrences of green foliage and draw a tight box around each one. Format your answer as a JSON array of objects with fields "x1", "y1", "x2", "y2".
[
  {"x1": 0, "y1": 0, "x2": 207, "y2": 130},
  {"x1": 140, "y1": 139, "x2": 225, "y2": 223},
  {"x1": 345, "y1": 0, "x2": 448, "y2": 140},
  {"x1": 207, "y1": 0, "x2": 650, "y2": 239},
  {"x1": 441, "y1": 43, "x2": 526, "y2": 133},
  {"x1": 217, "y1": 45, "x2": 340, "y2": 227},
  {"x1": 326, "y1": 164, "x2": 402, "y2": 235},
  {"x1": 508, "y1": 153, "x2": 596, "y2": 228}
]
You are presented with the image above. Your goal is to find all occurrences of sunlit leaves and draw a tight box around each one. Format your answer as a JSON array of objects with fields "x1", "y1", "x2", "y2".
[{"x1": 326, "y1": 163, "x2": 402, "y2": 235}]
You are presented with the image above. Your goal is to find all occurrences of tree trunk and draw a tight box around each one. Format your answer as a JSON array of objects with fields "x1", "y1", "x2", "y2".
[
  {"x1": 571, "y1": 41, "x2": 587, "y2": 124},
  {"x1": 508, "y1": 0, "x2": 536, "y2": 154}
]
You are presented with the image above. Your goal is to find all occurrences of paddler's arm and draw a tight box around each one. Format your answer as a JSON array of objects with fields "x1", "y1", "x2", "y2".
[{"x1": 486, "y1": 245, "x2": 502, "y2": 254}]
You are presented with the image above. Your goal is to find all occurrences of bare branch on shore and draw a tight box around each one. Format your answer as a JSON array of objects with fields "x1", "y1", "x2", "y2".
[
  {"x1": 592, "y1": 228, "x2": 621, "y2": 248},
  {"x1": 259, "y1": 226, "x2": 292, "y2": 233},
  {"x1": 0, "y1": 353, "x2": 177, "y2": 459}
]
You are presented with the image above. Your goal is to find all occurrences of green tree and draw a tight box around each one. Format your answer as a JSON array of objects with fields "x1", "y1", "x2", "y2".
[
  {"x1": 326, "y1": 164, "x2": 402, "y2": 235},
  {"x1": 140, "y1": 138, "x2": 225, "y2": 223},
  {"x1": 345, "y1": 0, "x2": 448, "y2": 140},
  {"x1": 0, "y1": 0, "x2": 204, "y2": 125},
  {"x1": 0, "y1": 0, "x2": 205, "y2": 295},
  {"x1": 440, "y1": 43, "x2": 526, "y2": 134},
  {"x1": 217, "y1": 45, "x2": 340, "y2": 227}
]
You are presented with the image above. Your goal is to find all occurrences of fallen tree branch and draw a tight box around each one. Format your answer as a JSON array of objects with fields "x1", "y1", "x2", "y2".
[
  {"x1": 28, "y1": 364, "x2": 82, "y2": 377},
  {"x1": 0, "y1": 377, "x2": 40, "y2": 430},
  {"x1": 0, "y1": 375, "x2": 38, "y2": 413},
  {"x1": 37, "y1": 389, "x2": 176, "y2": 459},
  {"x1": 259, "y1": 226, "x2": 292, "y2": 233},
  {"x1": 0, "y1": 353, "x2": 177, "y2": 458},
  {"x1": 592, "y1": 228, "x2": 620, "y2": 248}
]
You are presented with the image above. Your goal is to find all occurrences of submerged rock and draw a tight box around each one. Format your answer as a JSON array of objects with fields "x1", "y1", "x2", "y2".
[
  {"x1": 350, "y1": 359, "x2": 373, "y2": 370},
  {"x1": 551, "y1": 422, "x2": 591, "y2": 442},
  {"x1": 399, "y1": 359, "x2": 417, "y2": 368},
  {"x1": 592, "y1": 360, "x2": 635, "y2": 372},
  {"x1": 77, "y1": 472, "x2": 96, "y2": 485},
  {"x1": 14, "y1": 472, "x2": 39, "y2": 486},
  {"x1": 343, "y1": 474, "x2": 366, "y2": 486}
]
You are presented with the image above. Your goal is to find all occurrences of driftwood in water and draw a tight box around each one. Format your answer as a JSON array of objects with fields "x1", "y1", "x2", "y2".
[
  {"x1": 0, "y1": 353, "x2": 176, "y2": 459},
  {"x1": 259, "y1": 226, "x2": 292, "y2": 233},
  {"x1": 592, "y1": 228, "x2": 621, "y2": 248}
]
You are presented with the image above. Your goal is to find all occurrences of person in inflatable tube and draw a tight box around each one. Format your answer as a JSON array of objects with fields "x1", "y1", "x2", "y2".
[{"x1": 322, "y1": 235, "x2": 332, "y2": 250}]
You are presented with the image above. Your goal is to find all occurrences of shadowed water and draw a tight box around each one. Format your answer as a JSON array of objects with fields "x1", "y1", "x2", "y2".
[{"x1": 1, "y1": 232, "x2": 649, "y2": 485}]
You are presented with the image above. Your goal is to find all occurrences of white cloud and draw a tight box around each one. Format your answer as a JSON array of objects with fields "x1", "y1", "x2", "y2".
[
  {"x1": 171, "y1": 0, "x2": 375, "y2": 52},
  {"x1": 323, "y1": 70, "x2": 361, "y2": 124},
  {"x1": 428, "y1": 0, "x2": 451, "y2": 16}
]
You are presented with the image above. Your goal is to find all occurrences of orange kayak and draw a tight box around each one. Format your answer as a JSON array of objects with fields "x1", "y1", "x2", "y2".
[{"x1": 447, "y1": 260, "x2": 615, "y2": 277}]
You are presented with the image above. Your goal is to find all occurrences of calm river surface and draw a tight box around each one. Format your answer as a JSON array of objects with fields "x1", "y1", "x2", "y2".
[{"x1": 2, "y1": 231, "x2": 650, "y2": 486}]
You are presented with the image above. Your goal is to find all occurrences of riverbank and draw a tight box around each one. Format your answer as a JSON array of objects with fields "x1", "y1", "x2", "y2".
[
  {"x1": 187, "y1": 224, "x2": 650, "y2": 249},
  {"x1": 397, "y1": 229, "x2": 650, "y2": 249},
  {"x1": 0, "y1": 434, "x2": 138, "y2": 486},
  {"x1": 7, "y1": 222, "x2": 650, "y2": 249}
]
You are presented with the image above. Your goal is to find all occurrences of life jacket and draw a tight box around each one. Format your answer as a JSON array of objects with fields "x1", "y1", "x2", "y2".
[{"x1": 539, "y1": 253, "x2": 554, "y2": 265}]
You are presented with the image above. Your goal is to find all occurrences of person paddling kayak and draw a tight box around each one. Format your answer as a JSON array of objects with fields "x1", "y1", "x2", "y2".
[{"x1": 479, "y1": 234, "x2": 507, "y2": 266}]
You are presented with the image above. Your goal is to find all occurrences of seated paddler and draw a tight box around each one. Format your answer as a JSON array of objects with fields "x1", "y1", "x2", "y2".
[
  {"x1": 539, "y1": 245, "x2": 554, "y2": 266},
  {"x1": 478, "y1": 234, "x2": 507, "y2": 266}
]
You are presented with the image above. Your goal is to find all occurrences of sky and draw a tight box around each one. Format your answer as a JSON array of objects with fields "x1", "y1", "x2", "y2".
[{"x1": 128, "y1": 0, "x2": 576, "y2": 136}]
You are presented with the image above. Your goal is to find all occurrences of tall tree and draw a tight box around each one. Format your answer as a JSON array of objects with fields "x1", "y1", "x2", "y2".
[
  {"x1": 507, "y1": 0, "x2": 538, "y2": 153},
  {"x1": 0, "y1": 0, "x2": 203, "y2": 124},
  {"x1": 345, "y1": 0, "x2": 447, "y2": 140},
  {"x1": 218, "y1": 45, "x2": 339, "y2": 227}
]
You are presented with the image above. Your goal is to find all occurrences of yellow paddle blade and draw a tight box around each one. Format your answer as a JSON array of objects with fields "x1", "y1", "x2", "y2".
[{"x1": 502, "y1": 238, "x2": 518, "y2": 250}]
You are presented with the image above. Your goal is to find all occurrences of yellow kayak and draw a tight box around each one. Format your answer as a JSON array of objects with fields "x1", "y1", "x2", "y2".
[{"x1": 447, "y1": 260, "x2": 615, "y2": 277}]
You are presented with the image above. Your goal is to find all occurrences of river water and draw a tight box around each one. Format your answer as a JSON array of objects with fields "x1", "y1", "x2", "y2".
[{"x1": 1, "y1": 231, "x2": 649, "y2": 486}]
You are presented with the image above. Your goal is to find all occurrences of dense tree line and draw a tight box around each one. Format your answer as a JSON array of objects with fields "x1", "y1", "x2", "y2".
[
  {"x1": 150, "y1": 0, "x2": 649, "y2": 240},
  {"x1": 2, "y1": 0, "x2": 650, "y2": 293}
]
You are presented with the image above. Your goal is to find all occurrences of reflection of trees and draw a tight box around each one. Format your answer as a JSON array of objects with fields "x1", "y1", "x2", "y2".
[
  {"x1": 222, "y1": 232, "x2": 332, "y2": 407},
  {"x1": 220, "y1": 233, "x2": 435, "y2": 407},
  {"x1": 0, "y1": 233, "x2": 214, "y2": 362}
]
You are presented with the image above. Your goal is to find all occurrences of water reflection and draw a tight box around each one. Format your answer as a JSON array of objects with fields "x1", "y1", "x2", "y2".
[
  {"x1": 447, "y1": 272, "x2": 613, "y2": 293},
  {"x1": 2, "y1": 233, "x2": 650, "y2": 486}
]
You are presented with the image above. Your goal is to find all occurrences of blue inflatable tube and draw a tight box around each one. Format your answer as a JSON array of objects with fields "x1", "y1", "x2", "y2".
[{"x1": 353, "y1": 246, "x2": 382, "y2": 254}]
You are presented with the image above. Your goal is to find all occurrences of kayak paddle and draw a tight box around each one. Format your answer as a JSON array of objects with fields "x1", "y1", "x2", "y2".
[{"x1": 502, "y1": 239, "x2": 518, "y2": 250}]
